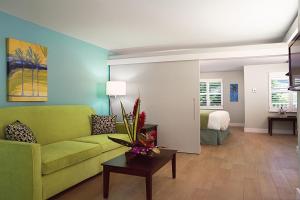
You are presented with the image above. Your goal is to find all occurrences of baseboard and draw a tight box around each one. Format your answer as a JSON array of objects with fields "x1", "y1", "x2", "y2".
[
  {"x1": 244, "y1": 127, "x2": 295, "y2": 134},
  {"x1": 244, "y1": 128, "x2": 268, "y2": 133},
  {"x1": 229, "y1": 123, "x2": 244, "y2": 127}
]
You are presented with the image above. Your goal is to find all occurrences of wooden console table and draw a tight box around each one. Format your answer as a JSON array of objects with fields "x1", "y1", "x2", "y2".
[{"x1": 268, "y1": 116, "x2": 297, "y2": 136}]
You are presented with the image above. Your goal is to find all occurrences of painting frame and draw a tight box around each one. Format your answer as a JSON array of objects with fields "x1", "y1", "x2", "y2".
[
  {"x1": 7, "y1": 38, "x2": 48, "y2": 102},
  {"x1": 230, "y1": 83, "x2": 238, "y2": 102}
]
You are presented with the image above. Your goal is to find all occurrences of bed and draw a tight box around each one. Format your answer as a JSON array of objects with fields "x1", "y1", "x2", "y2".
[{"x1": 200, "y1": 110, "x2": 230, "y2": 145}]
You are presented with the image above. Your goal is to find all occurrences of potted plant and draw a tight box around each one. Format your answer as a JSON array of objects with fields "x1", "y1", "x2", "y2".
[{"x1": 108, "y1": 98, "x2": 160, "y2": 161}]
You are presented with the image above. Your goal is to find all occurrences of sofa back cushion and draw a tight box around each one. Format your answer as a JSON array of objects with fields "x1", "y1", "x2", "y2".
[{"x1": 0, "y1": 105, "x2": 95, "y2": 145}]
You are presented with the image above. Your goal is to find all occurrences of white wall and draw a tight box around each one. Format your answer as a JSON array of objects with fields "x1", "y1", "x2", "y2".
[
  {"x1": 200, "y1": 70, "x2": 245, "y2": 125},
  {"x1": 244, "y1": 63, "x2": 296, "y2": 133},
  {"x1": 110, "y1": 60, "x2": 200, "y2": 153}
]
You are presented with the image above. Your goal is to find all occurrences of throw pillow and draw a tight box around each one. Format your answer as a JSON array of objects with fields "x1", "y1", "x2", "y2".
[
  {"x1": 5, "y1": 120, "x2": 37, "y2": 143},
  {"x1": 91, "y1": 115, "x2": 117, "y2": 134}
]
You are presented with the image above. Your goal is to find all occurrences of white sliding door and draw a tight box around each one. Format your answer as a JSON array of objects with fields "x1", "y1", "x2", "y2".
[{"x1": 110, "y1": 60, "x2": 200, "y2": 154}]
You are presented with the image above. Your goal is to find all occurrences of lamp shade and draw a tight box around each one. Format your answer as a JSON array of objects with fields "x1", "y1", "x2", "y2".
[{"x1": 106, "y1": 81, "x2": 126, "y2": 96}]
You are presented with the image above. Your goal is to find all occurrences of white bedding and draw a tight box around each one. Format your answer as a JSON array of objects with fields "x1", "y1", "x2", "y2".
[{"x1": 207, "y1": 111, "x2": 230, "y2": 131}]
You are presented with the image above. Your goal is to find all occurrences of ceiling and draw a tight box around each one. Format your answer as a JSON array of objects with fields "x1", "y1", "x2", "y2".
[
  {"x1": 200, "y1": 55, "x2": 288, "y2": 72},
  {"x1": 0, "y1": 0, "x2": 297, "y2": 53}
]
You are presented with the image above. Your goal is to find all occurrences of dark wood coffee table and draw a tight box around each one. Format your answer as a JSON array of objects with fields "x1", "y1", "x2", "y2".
[{"x1": 102, "y1": 149, "x2": 177, "y2": 200}]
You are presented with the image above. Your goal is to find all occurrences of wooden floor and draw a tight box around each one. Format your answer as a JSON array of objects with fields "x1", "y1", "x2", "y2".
[{"x1": 52, "y1": 127, "x2": 299, "y2": 200}]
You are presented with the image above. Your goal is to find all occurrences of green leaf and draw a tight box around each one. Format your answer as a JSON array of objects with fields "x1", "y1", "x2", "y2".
[
  {"x1": 107, "y1": 136, "x2": 133, "y2": 147},
  {"x1": 120, "y1": 101, "x2": 133, "y2": 142},
  {"x1": 132, "y1": 99, "x2": 140, "y2": 142}
]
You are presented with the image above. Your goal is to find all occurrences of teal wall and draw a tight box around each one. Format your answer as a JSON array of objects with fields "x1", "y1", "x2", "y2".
[{"x1": 0, "y1": 11, "x2": 109, "y2": 114}]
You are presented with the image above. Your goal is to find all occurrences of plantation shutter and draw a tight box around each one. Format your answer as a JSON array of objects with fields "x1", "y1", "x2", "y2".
[
  {"x1": 269, "y1": 72, "x2": 297, "y2": 112},
  {"x1": 271, "y1": 79, "x2": 289, "y2": 108},
  {"x1": 200, "y1": 82, "x2": 207, "y2": 106},
  {"x1": 200, "y1": 79, "x2": 223, "y2": 109},
  {"x1": 292, "y1": 92, "x2": 297, "y2": 110},
  {"x1": 209, "y1": 81, "x2": 222, "y2": 106}
]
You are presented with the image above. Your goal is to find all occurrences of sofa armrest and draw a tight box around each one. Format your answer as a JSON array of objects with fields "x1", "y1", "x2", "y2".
[
  {"x1": 116, "y1": 122, "x2": 128, "y2": 134},
  {"x1": 0, "y1": 139, "x2": 42, "y2": 200}
]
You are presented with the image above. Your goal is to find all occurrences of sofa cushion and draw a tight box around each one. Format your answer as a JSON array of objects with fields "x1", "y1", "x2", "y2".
[
  {"x1": 73, "y1": 134, "x2": 130, "y2": 153},
  {"x1": 41, "y1": 141, "x2": 102, "y2": 175}
]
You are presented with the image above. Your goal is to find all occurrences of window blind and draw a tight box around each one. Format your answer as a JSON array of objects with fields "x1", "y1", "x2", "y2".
[
  {"x1": 200, "y1": 79, "x2": 223, "y2": 109},
  {"x1": 269, "y1": 72, "x2": 297, "y2": 112}
]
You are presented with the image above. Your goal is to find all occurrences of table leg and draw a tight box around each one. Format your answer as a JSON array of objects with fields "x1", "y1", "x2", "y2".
[
  {"x1": 146, "y1": 174, "x2": 152, "y2": 200},
  {"x1": 293, "y1": 120, "x2": 296, "y2": 135},
  {"x1": 270, "y1": 119, "x2": 273, "y2": 136},
  {"x1": 103, "y1": 166, "x2": 110, "y2": 199},
  {"x1": 172, "y1": 154, "x2": 176, "y2": 179},
  {"x1": 268, "y1": 119, "x2": 271, "y2": 135}
]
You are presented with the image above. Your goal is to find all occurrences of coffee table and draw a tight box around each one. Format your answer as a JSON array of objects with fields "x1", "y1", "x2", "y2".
[{"x1": 102, "y1": 149, "x2": 177, "y2": 200}]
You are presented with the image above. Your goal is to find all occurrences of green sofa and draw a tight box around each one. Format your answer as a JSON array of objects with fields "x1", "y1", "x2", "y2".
[{"x1": 0, "y1": 105, "x2": 129, "y2": 200}]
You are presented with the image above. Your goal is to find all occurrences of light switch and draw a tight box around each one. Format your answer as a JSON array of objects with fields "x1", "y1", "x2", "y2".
[{"x1": 252, "y1": 88, "x2": 256, "y2": 93}]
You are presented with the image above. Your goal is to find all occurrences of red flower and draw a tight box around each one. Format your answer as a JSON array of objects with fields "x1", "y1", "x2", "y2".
[
  {"x1": 132, "y1": 98, "x2": 140, "y2": 117},
  {"x1": 138, "y1": 111, "x2": 146, "y2": 132},
  {"x1": 150, "y1": 130, "x2": 157, "y2": 138}
]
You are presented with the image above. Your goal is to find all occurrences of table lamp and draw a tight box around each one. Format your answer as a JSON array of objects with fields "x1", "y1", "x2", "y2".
[{"x1": 106, "y1": 81, "x2": 126, "y2": 115}]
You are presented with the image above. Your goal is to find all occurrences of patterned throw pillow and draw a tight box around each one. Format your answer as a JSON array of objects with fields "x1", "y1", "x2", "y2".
[
  {"x1": 5, "y1": 120, "x2": 37, "y2": 143},
  {"x1": 91, "y1": 115, "x2": 117, "y2": 134}
]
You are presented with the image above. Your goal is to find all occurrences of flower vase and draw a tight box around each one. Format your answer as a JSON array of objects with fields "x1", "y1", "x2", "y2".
[{"x1": 125, "y1": 151, "x2": 137, "y2": 162}]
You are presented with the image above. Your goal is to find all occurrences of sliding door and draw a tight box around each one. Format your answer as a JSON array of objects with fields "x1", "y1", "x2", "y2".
[{"x1": 110, "y1": 60, "x2": 200, "y2": 153}]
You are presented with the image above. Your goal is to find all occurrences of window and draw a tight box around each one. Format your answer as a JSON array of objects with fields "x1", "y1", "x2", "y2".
[
  {"x1": 200, "y1": 79, "x2": 223, "y2": 109},
  {"x1": 269, "y1": 72, "x2": 297, "y2": 112}
]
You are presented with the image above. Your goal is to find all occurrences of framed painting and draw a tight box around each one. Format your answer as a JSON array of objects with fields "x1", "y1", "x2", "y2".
[
  {"x1": 230, "y1": 83, "x2": 238, "y2": 102},
  {"x1": 7, "y1": 38, "x2": 48, "y2": 101}
]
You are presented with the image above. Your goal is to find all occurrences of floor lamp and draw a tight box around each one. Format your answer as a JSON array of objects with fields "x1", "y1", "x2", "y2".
[{"x1": 106, "y1": 81, "x2": 126, "y2": 115}]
